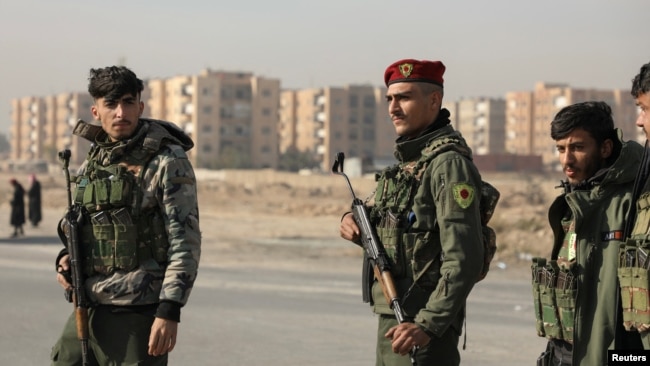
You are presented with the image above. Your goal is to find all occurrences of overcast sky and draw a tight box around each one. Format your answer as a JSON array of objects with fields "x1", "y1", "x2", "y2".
[{"x1": 1, "y1": 0, "x2": 649, "y2": 134}]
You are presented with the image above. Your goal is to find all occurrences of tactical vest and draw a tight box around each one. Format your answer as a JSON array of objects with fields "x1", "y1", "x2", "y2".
[
  {"x1": 618, "y1": 190, "x2": 650, "y2": 331},
  {"x1": 73, "y1": 137, "x2": 169, "y2": 276},
  {"x1": 368, "y1": 137, "x2": 499, "y2": 314}
]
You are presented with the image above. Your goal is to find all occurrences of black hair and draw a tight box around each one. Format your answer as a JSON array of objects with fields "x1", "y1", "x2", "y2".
[
  {"x1": 631, "y1": 61, "x2": 650, "y2": 98},
  {"x1": 550, "y1": 101, "x2": 615, "y2": 145},
  {"x1": 87, "y1": 66, "x2": 144, "y2": 101}
]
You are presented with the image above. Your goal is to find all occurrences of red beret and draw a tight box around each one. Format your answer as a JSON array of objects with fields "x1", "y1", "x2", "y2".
[{"x1": 384, "y1": 59, "x2": 446, "y2": 87}]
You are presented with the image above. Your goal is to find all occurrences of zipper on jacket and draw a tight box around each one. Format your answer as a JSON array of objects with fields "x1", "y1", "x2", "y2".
[
  {"x1": 436, "y1": 272, "x2": 450, "y2": 298},
  {"x1": 437, "y1": 174, "x2": 446, "y2": 212}
]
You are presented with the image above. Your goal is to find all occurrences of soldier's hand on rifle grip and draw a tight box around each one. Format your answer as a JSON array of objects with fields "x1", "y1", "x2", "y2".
[
  {"x1": 385, "y1": 322, "x2": 430, "y2": 356},
  {"x1": 340, "y1": 212, "x2": 361, "y2": 245},
  {"x1": 56, "y1": 254, "x2": 73, "y2": 292}
]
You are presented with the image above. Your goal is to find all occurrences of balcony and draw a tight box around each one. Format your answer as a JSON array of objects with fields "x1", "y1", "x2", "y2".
[{"x1": 183, "y1": 104, "x2": 195, "y2": 115}]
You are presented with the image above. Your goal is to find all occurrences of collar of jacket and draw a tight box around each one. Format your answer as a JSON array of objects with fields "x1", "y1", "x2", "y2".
[
  {"x1": 393, "y1": 110, "x2": 455, "y2": 163},
  {"x1": 95, "y1": 120, "x2": 149, "y2": 164}
]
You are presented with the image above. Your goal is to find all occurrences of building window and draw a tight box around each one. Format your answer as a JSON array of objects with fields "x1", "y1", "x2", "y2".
[
  {"x1": 349, "y1": 95, "x2": 358, "y2": 108},
  {"x1": 235, "y1": 86, "x2": 252, "y2": 100},
  {"x1": 363, "y1": 95, "x2": 375, "y2": 108},
  {"x1": 220, "y1": 106, "x2": 233, "y2": 118}
]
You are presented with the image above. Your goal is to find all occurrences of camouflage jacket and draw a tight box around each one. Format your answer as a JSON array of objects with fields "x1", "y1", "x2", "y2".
[{"x1": 58, "y1": 118, "x2": 201, "y2": 321}]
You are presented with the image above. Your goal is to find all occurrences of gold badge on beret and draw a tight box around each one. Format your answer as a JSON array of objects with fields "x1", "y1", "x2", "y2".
[
  {"x1": 399, "y1": 63, "x2": 413, "y2": 78},
  {"x1": 452, "y1": 183, "x2": 475, "y2": 209}
]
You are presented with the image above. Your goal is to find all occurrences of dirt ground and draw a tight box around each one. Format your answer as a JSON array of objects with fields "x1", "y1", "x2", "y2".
[{"x1": 0, "y1": 168, "x2": 565, "y2": 272}]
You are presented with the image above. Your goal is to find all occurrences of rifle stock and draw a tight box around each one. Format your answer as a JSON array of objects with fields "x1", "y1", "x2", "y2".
[
  {"x1": 59, "y1": 149, "x2": 90, "y2": 366},
  {"x1": 333, "y1": 152, "x2": 417, "y2": 365}
]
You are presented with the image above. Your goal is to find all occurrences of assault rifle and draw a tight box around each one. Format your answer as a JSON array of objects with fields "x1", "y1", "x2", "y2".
[
  {"x1": 59, "y1": 149, "x2": 90, "y2": 366},
  {"x1": 332, "y1": 152, "x2": 417, "y2": 365}
]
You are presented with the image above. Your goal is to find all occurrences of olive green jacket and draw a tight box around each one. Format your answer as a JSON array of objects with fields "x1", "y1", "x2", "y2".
[
  {"x1": 547, "y1": 133, "x2": 643, "y2": 365},
  {"x1": 371, "y1": 113, "x2": 484, "y2": 339}
]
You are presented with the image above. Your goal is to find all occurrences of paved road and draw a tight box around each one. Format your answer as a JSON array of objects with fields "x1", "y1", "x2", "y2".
[{"x1": 0, "y1": 209, "x2": 546, "y2": 365}]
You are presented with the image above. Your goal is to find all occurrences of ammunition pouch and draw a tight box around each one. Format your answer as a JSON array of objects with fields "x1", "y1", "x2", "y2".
[
  {"x1": 617, "y1": 239, "x2": 650, "y2": 331},
  {"x1": 531, "y1": 258, "x2": 577, "y2": 342},
  {"x1": 77, "y1": 166, "x2": 134, "y2": 213},
  {"x1": 532, "y1": 257, "x2": 547, "y2": 337},
  {"x1": 376, "y1": 226, "x2": 405, "y2": 277},
  {"x1": 370, "y1": 211, "x2": 440, "y2": 316},
  {"x1": 79, "y1": 208, "x2": 168, "y2": 276}
]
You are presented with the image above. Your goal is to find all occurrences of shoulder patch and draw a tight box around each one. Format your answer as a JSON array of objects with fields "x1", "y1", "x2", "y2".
[{"x1": 452, "y1": 183, "x2": 475, "y2": 209}]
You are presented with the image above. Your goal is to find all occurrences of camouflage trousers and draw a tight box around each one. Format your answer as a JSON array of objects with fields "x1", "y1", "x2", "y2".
[
  {"x1": 376, "y1": 314, "x2": 460, "y2": 366},
  {"x1": 50, "y1": 305, "x2": 167, "y2": 366}
]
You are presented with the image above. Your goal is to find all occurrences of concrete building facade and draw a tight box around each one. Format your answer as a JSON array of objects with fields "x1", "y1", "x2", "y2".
[
  {"x1": 147, "y1": 69, "x2": 280, "y2": 170},
  {"x1": 10, "y1": 69, "x2": 280, "y2": 171},
  {"x1": 10, "y1": 92, "x2": 93, "y2": 168},
  {"x1": 505, "y1": 82, "x2": 640, "y2": 170},
  {"x1": 9, "y1": 75, "x2": 641, "y2": 174},
  {"x1": 279, "y1": 85, "x2": 393, "y2": 172}
]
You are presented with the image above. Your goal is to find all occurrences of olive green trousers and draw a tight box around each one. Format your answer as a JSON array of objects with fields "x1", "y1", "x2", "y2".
[
  {"x1": 376, "y1": 314, "x2": 460, "y2": 366},
  {"x1": 50, "y1": 306, "x2": 167, "y2": 366}
]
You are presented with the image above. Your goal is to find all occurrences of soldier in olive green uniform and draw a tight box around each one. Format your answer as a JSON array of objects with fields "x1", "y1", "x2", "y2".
[
  {"x1": 621, "y1": 61, "x2": 650, "y2": 350},
  {"x1": 340, "y1": 59, "x2": 487, "y2": 366},
  {"x1": 531, "y1": 102, "x2": 644, "y2": 365},
  {"x1": 51, "y1": 66, "x2": 201, "y2": 365}
]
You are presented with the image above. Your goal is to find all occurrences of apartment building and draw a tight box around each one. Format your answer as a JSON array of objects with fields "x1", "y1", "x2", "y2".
[
  {"x1": 148, "y1": 69, "x2": 281, "y2": 170},
  {"x1": 280, "y1": 85, "x2": 393, "y2": 173},
  {"x1": 10, "y1": 92, "x2": 93, "y2": 167},
  {"x1": 505, "y1": 91, "x2": 534, "y2": 155},
  {"x1": 456, "y1": 98, "x2": 506, "y2": 155},
  {"x1": 10, "y1": 75, "x2": 640, "y2": 174},
  {"x1": 505, "y1": 82, "x2": 640, "y2": 170},
  {"x1": 9, "y1": 68, "x2": 279, "y2": 172}
]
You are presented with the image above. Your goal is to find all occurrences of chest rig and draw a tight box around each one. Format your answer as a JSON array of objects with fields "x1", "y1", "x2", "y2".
[
  {"x1": 618, "y1": 189, "x2": 650, "y2": 332},
  {"x1": 371, "y1": 137, "x2": 473, "y2": 286},
  {"x1": 73, "y1": 138, "x2": 169, "y2": 276}
]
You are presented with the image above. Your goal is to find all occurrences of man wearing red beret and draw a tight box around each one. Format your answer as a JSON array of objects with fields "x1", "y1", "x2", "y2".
[{"x1": 340, "y1": 58, "x2": 492, "y2": 365}]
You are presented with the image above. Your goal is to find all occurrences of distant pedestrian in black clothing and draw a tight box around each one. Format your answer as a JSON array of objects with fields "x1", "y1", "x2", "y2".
[
  {"x1": 9, "y1": 178, "x2": 25, "y2": 237},
  {"x1": 27, "y1": 174, "x2": 42, "y2": 227}
]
